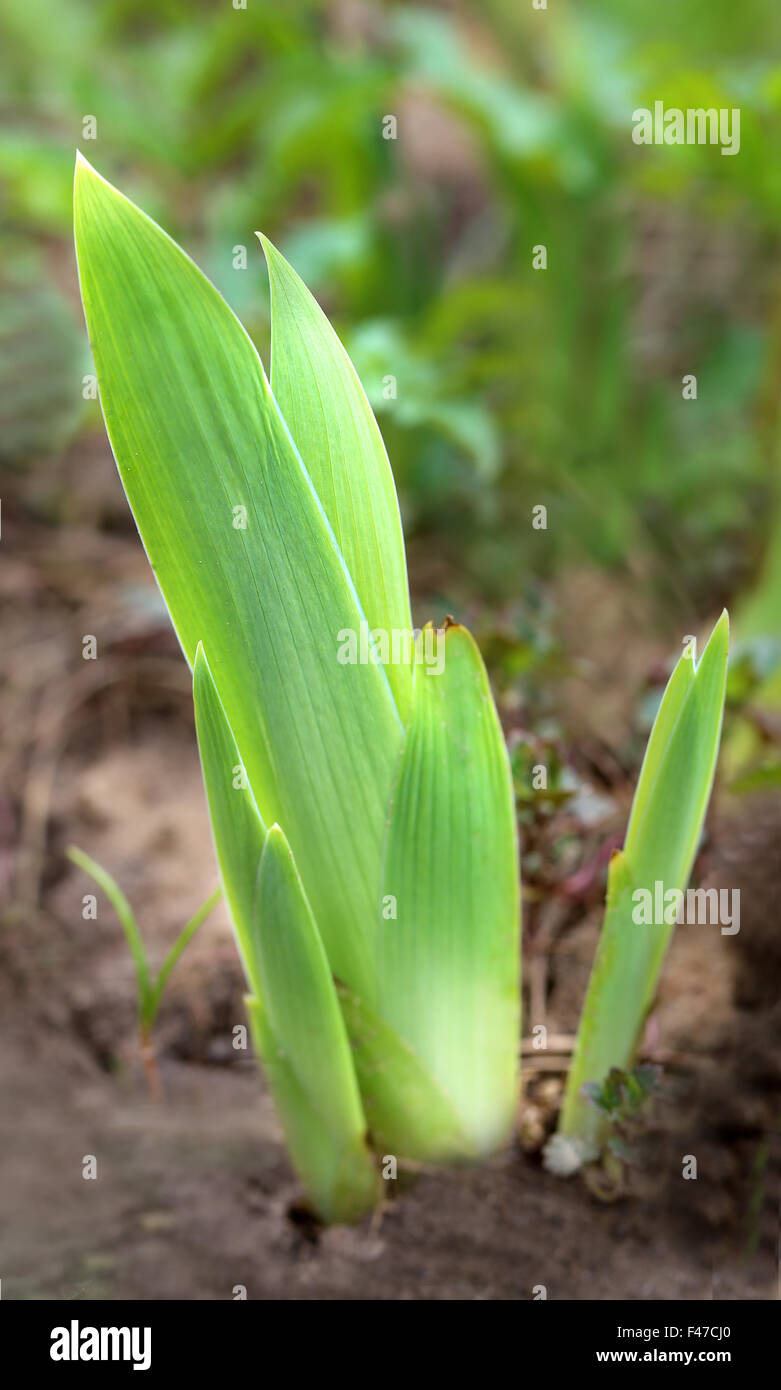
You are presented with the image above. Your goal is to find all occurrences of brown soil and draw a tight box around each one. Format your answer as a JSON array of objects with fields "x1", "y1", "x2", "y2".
[{"x1": 1, "y1": 456, "x2": 778, "y2": 1301}]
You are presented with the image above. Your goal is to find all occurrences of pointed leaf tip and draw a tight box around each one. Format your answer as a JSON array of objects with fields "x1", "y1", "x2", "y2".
[
  {"x1": 74, "y1": 150, "x2": 107, "y2": 190},
  {"x1": 74, "y1": 170, "x2": 402, "y2": 1001},
  {"x1": 259, "y1": 230, "x2": 413, "y2": 719}
]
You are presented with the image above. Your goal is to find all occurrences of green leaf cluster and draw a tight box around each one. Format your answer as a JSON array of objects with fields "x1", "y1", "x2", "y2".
[{"x1": 74, "y1": 156, "x2": 520, "y2": 1222}]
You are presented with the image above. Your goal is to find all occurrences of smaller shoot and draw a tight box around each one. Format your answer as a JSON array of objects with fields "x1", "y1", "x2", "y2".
[
  {"x1": 67, "y1": 846, "x2": 221, "y2": 1097},
  {"x1": 547, "y1": 612, "x2": 729, "y2": 1177}
]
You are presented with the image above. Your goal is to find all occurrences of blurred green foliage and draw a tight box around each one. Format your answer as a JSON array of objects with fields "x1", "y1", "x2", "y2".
[{"x1": 2, "y1": 0, "x2": 781, "y2": 613}]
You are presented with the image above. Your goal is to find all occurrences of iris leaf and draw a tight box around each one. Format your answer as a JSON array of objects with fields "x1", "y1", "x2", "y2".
[
  {"x1": 74, "y1": 154, "x2": 403, "y2": 1001},
  {"x1": 559, "y1": 612, "x2": 729, "y2": 1144},
  {"x1": 377, "y1": 623, "x2": 520, "y2": 1153}
]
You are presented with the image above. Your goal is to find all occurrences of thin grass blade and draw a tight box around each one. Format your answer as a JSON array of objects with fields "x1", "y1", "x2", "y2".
[
  {"x1": 67, "y1": 845, "x2": 150, "y2": 1006},
  {"x1": 146, "y1": 887, "x2": 222, "y2": 1026}
]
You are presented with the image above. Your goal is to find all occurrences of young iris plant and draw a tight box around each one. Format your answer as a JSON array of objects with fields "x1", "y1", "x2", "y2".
[
  {"x1": 551, "y1": 615, "x2": 729, "y2": 1166},
  {"x1": 73, "y1": 155, "x2": 520, "y2": 1223},
  {"x1": 73, "y1": 156, "x2": 729, "y2": 1220}
]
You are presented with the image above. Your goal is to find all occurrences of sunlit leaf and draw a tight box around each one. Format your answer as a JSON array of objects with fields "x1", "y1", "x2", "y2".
[
  {"x1": 74, "y1": 154, "x2": 403, "y2": 1001},
  {"x1": 248, "y1": 827, "x2": 379, "y2": 1223},
  {"x1": 192, "y1": 642, "x2": 265, "y2": 995},
  {"x1": 337, "y1": 983, "x2": 473, "y2": 1162},
  {"x1": 377, "y1": 623, "x2": 520, "y2": 1153},
  {"x1": 260, "y1": 234, "x2": 413, "y2": 718}
]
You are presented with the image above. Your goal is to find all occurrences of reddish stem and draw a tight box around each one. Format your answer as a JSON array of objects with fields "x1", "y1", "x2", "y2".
[{"x1": 140, "y1": 1023, "x2": 163, "y2": 1102}]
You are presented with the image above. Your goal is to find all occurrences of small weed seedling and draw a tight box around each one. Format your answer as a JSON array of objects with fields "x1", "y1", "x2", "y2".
[{"x1": 67, "y1": 846, "x2": 221, "y2": 1097}]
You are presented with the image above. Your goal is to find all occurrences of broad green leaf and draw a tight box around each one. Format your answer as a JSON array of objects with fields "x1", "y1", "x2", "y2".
[
  {"x1": 623, "y1": 612, "x2": 729, "y2": 891},
  {"x1": 376, "y1": 623, "x2": 520, "y2": 1154},
  {"x1": 621, "y1": 652, "x2": 695, "y2": 858},
  {"x1": 557, "y1": 850, "x2": 640, "y2": 1144},
  {"x1": 193, "y1": 642, "x2": 266, "y2": 996},
  {"x1": 74, "y1": 155, "x2": 403, "y2": 1001},
  {"x1": 247, "y1": 826, "x2": 378, "y2": 1223},
  {"x1": 337, "y1": 984, "x2": 474, "y2": 1162},
  {"x1": 195, "y1": 648, "x2": 377, "y2": 1219},
  {"x1": 559, "y1": 612, "x2": 729, "y2": 1144},
  {"x1": 259, "y1": 234, "x2": 413, "y2": 720},
  {"x1": 246, "y1": 996, "x2": 379, "y2": 1225}
]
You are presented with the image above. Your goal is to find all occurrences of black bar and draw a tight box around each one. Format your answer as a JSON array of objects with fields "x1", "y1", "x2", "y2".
[{"x1": 2, "y1": 1297, "x2": 774, "y2": 1379}]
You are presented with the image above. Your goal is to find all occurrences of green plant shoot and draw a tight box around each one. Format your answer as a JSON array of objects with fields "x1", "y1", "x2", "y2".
[
  {"x1": 556, "y1": 612, "x2": 729, "y2": 1153},
  {"x1": 73, "y1": 155, "x2": 521, "y2": 1221},
  {"x1": 66, "y1": 845, "x2": 221, "y2": 1097}
]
